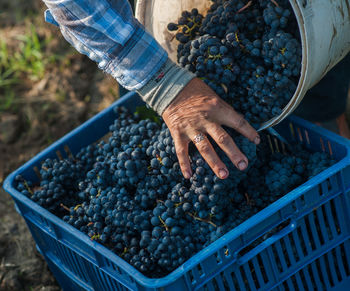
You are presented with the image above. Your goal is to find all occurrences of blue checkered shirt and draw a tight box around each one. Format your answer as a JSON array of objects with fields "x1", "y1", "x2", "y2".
[{"x1": 43, "y1": 0, "x2": 168, "y2": 90}]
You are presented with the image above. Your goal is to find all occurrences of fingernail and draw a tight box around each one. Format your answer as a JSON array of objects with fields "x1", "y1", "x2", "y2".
[
  {"x1": 184, "y1": 171, "x2": 191, "y2": 179},
  {"x1": 219, "y1": 168, "x2": 228, "y2": 179},
  {"x1": 254, "y1": 136, "x2": 261, "y2": 145},
  {"x1": 238, "y1": 161, "x2": 247, "y2": 171}
]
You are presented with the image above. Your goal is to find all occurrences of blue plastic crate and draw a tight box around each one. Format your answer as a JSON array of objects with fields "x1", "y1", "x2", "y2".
[{"x1": 4, "y1": 91, "x2": 350, "y2": 291}]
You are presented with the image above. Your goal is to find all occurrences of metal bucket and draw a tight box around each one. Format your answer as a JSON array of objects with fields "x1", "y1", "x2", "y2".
[{"x1": 135, "y1": 0, "x2": 350, "y2": 129}]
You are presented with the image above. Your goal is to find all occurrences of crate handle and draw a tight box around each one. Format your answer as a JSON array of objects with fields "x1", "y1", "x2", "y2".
[{"x1": 237, "y1": 219, "x2": 297, "y2": 264}]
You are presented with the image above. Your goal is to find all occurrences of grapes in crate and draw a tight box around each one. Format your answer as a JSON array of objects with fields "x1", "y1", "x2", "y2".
[{"x1": 15, "y1": 105, "x2": 335, "y2": 277}]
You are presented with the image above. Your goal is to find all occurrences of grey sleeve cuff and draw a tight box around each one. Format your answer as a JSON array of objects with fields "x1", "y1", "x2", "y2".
[{"x1": 136, "y1": 58, "x2": 196, "y2": 116}]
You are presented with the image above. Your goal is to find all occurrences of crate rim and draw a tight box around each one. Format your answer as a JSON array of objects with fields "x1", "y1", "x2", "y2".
[{"x1": 3, "y1": 92, "x2": 350, "y2": 288}]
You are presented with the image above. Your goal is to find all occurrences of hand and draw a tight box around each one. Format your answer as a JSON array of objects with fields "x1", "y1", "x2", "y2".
[{"x1": 162, "y1": 78, "x2": 260, "y2": 179}]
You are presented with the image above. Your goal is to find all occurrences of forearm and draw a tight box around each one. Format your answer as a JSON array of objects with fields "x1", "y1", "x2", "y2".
[
  {"x1": 137, "y1": 59, "x2": 195, "y2": 115},
  {"x1": 42, "y1": 0, "x2": 194, "y2": 115},
  {"x1": 43, "y1": 0, "x2": 166, "y2": 90}
]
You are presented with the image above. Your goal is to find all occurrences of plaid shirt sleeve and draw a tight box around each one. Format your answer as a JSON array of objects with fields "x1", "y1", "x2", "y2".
[{"x1": 43, "y1": 0, "x2": 168, "y2": 90}]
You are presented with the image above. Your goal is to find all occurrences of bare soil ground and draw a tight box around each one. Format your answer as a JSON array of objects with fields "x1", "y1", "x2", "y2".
[{"x1": 0, "y1": 1, "x2": 119, "y2": 290}]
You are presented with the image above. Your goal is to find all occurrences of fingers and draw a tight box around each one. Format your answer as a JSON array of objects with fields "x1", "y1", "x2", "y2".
[
  {"x1": 213, "y1": 103, "x2": 260, "y2": 145},
  {"x1": 206, "y1": 124, "x2": 248, "y2": 171},
  {"x1": 172, "y1": 132, "x2": 192, "y2": 179},
  {"x1": 192, "y1": 132, "x2": 229, "y2": 179},
  {"x1": 161, "y1": 79, "x2": 260, "y2": 180}
]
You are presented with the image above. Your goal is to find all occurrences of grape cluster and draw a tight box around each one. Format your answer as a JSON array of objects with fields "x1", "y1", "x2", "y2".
[
  {"x1": 15, "y1": 156, "x2": 90, "y2": 215},
  {"x1": 170, "y1": 0, "x2": 302, "y2": 125},
  {"x1": 167, "y1": 9, "x2": 203, "y2": 44},
  {"x1": 265, "y1": 154, "x2": 305, "y2": 194},
  {"x1": 183, "y1": 35, "x2": 241, "y2": 94},
  {"x1": 242, "y1": 140, "x2": 336, "y2": 206},
  {"x1": 15, "y1": 106, "x2": 336, "y2": 278},
  {"x1": 306, "y1": 151, "x2": 337, "y2": 178}
]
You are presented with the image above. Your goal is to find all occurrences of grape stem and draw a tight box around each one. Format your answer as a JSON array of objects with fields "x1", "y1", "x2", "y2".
[
  {"x1": 60, "y1": 203, "x2": 70, "y2": 212},
  {"x1": 90, "y1": 234, "x2": 100, "y2": 241},
  {"x1": 235, "y1": 32, "x2": 240, "y2": 43},
  {"x1": 156, "y1": 199, "x2": 165, "y2": 204},
  {"x1": 236, "y1": 1, "x2": 252, "y2": 14},
  {"x1": 271, "y1": 0, "x2": 280, "y2": 7},
  {"x1": 183, "y1": 18, "x2": 200, "y2": 35},
  {"x1": 187, "y1": 212, "x2": 217, "y2": 228},
  {"x1": 245, "y1": 193, "x2": 251, "y2": 205},
  {"x1": 156, "y1": 154, "x2": 163, "y2": 165},
  {"x1": 174, "y1": 202, "x2": 183, "y2": 208},
  {"x1": 74, "y1": 204, "x2": 82, "y2": 211},
  {"x1": 23, "y1": 180, "x2": 33, "y2": 195},
  {"x1": 207, "y1": 51, "x2": 222, "y2": 61},
  {"x1": 158, "y1": 216, "x2": 170, "y2": 232},
  {"x1": 121, "y1": 247, "x2": 129, "y2": 256},
  {"x1": 173, "y1": 18, "x2": 201, "y2": 41}
]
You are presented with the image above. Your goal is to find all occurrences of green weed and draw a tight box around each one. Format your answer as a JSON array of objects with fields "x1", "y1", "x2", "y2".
[
  {"x1": 0, "y1": 40, "x2": 19, "y2": 88},
  {"x1": 13, "y1": 25, "x2": 47, "y2": 80},
  {"x1": 0, "y1": 24, "x2": 53, "y2": 91},
  {"x1": 0, "y1": 25, "x2": 54, "y2": 112},
  {"x1": 0, "y1": 89, "x2": 16, "y2": 112}
]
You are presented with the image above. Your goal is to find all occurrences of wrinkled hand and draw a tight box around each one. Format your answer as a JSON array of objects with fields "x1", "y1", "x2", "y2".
[{"x1": 162, "y1": 78, "x2": 260, "y2": 179}]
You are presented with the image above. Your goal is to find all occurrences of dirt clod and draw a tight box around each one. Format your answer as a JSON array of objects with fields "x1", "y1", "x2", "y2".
[{"x1": 0, "y1": 114, "x2": 21, "y2": 144}]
